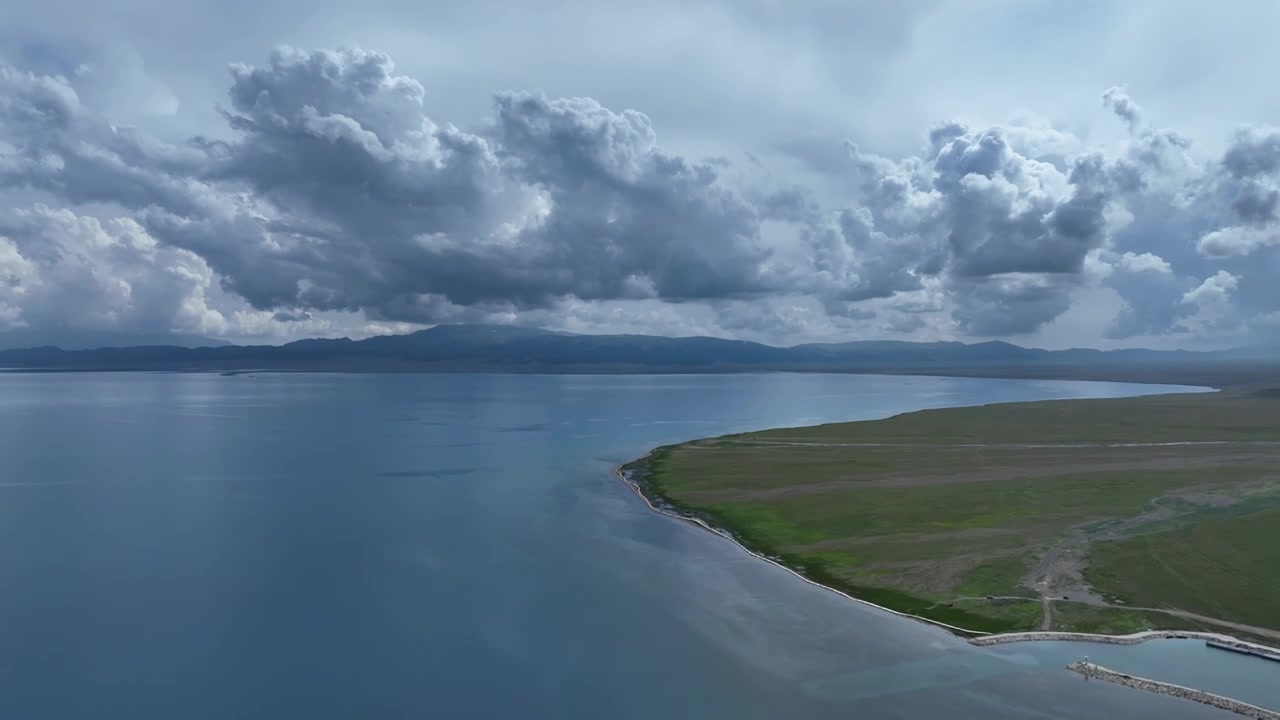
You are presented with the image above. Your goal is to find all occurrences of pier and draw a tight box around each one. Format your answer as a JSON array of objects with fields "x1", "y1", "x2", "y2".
[
  {"x1": 1067, "y1": 662, "x2": 1280, "y2": 719},
  {"x1": 971, "y1": 629, "x2": 1280, "y2": 654},
  {"x1": 1207, "y1": 640, "x2": 1280, "y2": 663}
]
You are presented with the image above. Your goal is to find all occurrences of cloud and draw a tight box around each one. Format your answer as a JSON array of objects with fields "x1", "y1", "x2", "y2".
[
  {"x1": 1222, "y1": 127, "x2": 1280, "y2": 179},
  {"x1": 151, "y1": 49, "x2": 782, "y2": 322},
  {"x1": 1102, "y1": 87, "x2": 1143, "y2": 132},
  {"x1": 1115, "y1": 251, "x2": 1172, "y2": 274},
  {"x1": 485, "y1": 89, "x2": 777, "y2": 302},
  {"x1": 950, "y1": 274, "x2": 1077, "y2": 336},
  {"x1": 1182, "y1": 270, "x2": 1239, "y2": 305},
  {"x1": 1198, "y1": 225, "x2": 1280, "y2": 257},
  {"x1": 2, "y1": 44, "x2": 1280, "y2": 347},
  {"x1": 272, "y1": 309, "x2": 312, "y2": 322},
  {"x1": 1104, "y1": 270, "x2": 1195, "y2": 340},
  {"x1": 1178, "y1": 270, "x2": 1243, "y2": 334},
  {"x1": 0, "y1": 205, "x2": 230, "y2": 334},
  {"x1": 1190, "y1": 126, "x2": 1280, "y2": 262},
  {"x1": 839, "y1": 123, "x2": 1117, "y2": 335}
]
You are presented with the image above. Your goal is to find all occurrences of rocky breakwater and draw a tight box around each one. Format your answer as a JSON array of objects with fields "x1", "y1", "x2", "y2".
[
  {"x1": 972, "y1": 629, "x2": 1263, "y2": 647},
  {"x1": 1066, "y1": 662, "x2": 1280, "y2": 719},
  {"x1": 1208, "y1": 639, "x2": 1280, "y2": 662}
]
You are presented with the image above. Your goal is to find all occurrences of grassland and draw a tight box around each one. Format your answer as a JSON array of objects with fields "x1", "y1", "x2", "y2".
[
  {"x1": 623, "y1": 389, "x2": 1280, "y2": 636},
  {"x1": 1086, "y1": 505, "x2": 1280, "y2": 629}
]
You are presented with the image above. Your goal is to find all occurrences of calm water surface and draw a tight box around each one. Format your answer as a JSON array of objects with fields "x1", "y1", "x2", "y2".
[{"x1": 0, "y1": 372, "x2": 1269, "y2": 719}]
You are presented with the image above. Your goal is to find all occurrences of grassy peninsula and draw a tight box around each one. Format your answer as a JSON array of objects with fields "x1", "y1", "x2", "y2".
[{"x1": 622, "y1": 389, "x2": 1280, "y2": 639}]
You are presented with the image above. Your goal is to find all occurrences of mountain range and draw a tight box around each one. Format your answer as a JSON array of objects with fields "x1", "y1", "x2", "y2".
[
  {"x1": 0, "y1": 329, "x2": 231, "y2": 351},
  {"x1": 0, "y1": 324, "x2": 1276, "y2": 386}
]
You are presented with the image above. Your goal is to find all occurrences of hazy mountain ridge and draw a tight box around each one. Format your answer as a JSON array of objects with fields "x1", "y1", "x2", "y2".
[
  {"x1": 0, "y1": 324, "x2": 1266, "y2": 381},
  {"x1": 0, "y1": 329, "x2": 232, "y2": 351}
]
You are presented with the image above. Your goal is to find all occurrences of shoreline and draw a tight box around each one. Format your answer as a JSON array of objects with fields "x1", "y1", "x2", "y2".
[
  {"x1": 614, "y1": 437, "x2": 1280, "y2": 654},
  {"x1": 613, "y1": 454, "x2": 991, "y2": 637},
  {"x1": 0, "y1": 365, "x2": 1253, "y2": 395}
]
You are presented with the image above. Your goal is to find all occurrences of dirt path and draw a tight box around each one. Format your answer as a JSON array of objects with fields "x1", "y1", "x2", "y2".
[
  {"x1": 1020, "y1": 484, "x2": 1279, "y2": 606},
  {"x1": 685, "y1": 455, "x2": 1280, "y2": 503},
  {"x1": 1127, "y1": 607, "x2": 1280, "y2": 642},
  {"x1": 945, "y1": 595, "x2": 1280, "y2": 641},
  {"x1": 955, "y1": 484, "x2": 1280, "y2": 639}
]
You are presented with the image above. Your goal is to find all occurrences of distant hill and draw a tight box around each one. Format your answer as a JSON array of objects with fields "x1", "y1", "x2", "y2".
[
  {"x1": 0, "y1": 329, "x2": 232, "y2": 351},
  {"x1": 1222, "y1": 341, "x2": 1280, "y2": 360},
  {"x1": 0, "y1": 323, "x2": 1274, "y2": 387}
]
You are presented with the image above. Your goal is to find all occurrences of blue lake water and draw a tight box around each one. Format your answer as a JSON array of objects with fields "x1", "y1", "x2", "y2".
[{"x1": 0, "y1": 372, "x2": 1271, "y2": 719}]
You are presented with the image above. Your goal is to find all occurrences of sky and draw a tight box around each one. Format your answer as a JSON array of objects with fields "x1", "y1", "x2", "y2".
[{"x1": 1, "y1": 0, "x2": 1279, "y2": 349}]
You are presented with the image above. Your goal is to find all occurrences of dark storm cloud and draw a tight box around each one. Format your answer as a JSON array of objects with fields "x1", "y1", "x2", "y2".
[
  {"x1": 1194, "y1": 127, "x2": 1280, "y2": 259},
  {"x1": 1217, "y1": 127, "x2": 1280, "y2": 233},
  {"x1": 194, "y1": 48, "x2": 527, "y2": 316},
  {"x1": 827, "y1": 207, "x2": 924, "y2": 301},
  {"x1": 1222, "y1": 127, "x2": 1280, "y2": 179},
  {"x1": 0, "y1": 64, "x2": 213, "y2": 219},
  {"x1": 1, "y1": 48, "x2": 778, "y2": 322},
  {"x1": 1231, "y1": 185, "x2": 1278, "y2": 224},
  {"x1": 272, "y1": 309, "x2": 312, "y2": 322},
  {"x1": 949, "y1": 274, "x2": 1076, "y2": 337},
  {"x1": 840, "y1": 122, "x2": 1118, "y2": 335},
  {"x1": 1105, "y1": 266, "x2": 1194, "y2": 340},
  {"x1": 939, "y1": 139, "x2": 1110, "y2": 279},
  {"x1": 1089, "y1": 103, "x2": 1280, "y2": 339},
  {"x1": 217, "y1": 46, "x2": 506, "y2": 236},
  {"x1": 153, "y1": 49, "x2": 780, "y2": 321},
  {"x1": 487, "y1": 90, "x2": 776, "y2": 301},
  {"x1": 3, "y1": 44, "x2": 1280, "y2": 342}
]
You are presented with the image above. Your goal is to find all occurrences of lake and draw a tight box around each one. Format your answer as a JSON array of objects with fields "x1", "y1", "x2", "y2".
[{"x1": 0, "y1": 372, "x2": 1270, "y2": 719}]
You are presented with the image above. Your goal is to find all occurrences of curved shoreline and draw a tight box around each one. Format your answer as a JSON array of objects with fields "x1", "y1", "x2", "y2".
[
  {"x1": 613, "y1": 454, "x2": 990, "y2": 637},
  {"x1": 614, "y1": 451, "x2": 1280, "y2": 655}
]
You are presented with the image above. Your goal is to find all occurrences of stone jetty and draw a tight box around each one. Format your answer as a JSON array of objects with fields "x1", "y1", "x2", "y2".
[
  {"x1": 971, "y1": 629, "x2": 1279, "y2": 653},
  {"x1": 1066, "y1": 662, "x2": 1279, "y2": 719},
  {"x1": 1208, "y1": 639, "x2": 1280, "y2": 663}
]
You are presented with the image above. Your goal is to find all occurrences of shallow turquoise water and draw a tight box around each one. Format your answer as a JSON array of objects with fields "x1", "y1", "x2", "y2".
[{"x1": 0, "y1": 372, "x2": 1264, "y2": 719}]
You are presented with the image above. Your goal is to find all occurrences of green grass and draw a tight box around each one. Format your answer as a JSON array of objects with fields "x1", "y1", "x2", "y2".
[
  {"x1": 750, "y1": 391, "x2": 1280, "y2": 444},
  {"x1": 711, "y1": 470, "x2": 1229, "y2": 537},
  {"x1": 1085, "y1": 507, "x2": 1280, "y2": 629},
  {"x1": 1050, "y1": 604, "x2": 1211, "y2": 635},
  {"x1": 765, "y1": 551, "x2": 1027, "y2": 634},
  {"x1": 956, "y1": 555, "x2": 1037, "y2": 598},
  {"x1": 694, "y1": 503, "x2": 830, "y2": 547},
  {"x1": 630, "y1": 389, "x2": 1280, "y2": 634}
]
